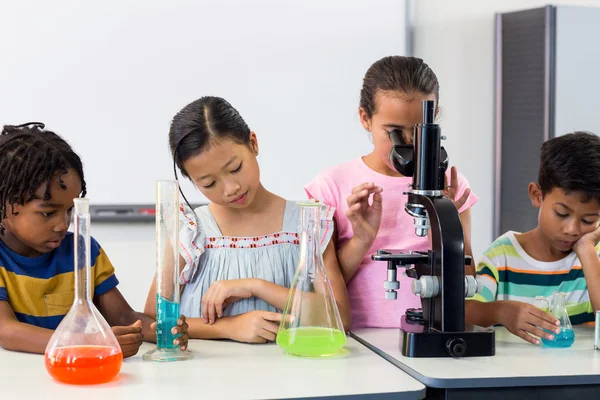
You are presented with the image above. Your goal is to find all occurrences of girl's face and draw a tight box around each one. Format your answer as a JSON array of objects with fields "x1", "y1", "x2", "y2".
[
  {"x1": 360, "y1": 90, "x2": 436, "y2": 172},
  {"x1": 182, "y1": 133, "x2": 261, "y2": 209},
  {"x1": 1, "y1": 169, "x2": 82, "y2": 257}
]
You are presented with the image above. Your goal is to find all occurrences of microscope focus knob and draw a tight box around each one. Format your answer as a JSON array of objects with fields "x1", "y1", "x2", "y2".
[
  {"x1": 464, "y1": 275, "x2": 479, "y2": 298},
  {"x1": 384, "y1": 280, "x2": 400, "y2": 290},
  {"x1": 411, "y1": 276, "x2": 439, "y2": 298},
  {"x1": 446, "y1": 337, "x2": 467, "y2": 357},
  {"x1": 385, "y1": 291, "x2": 398, "y2": 300},
  {"x1": 384, "y1": 269, "x2": 400, "y2": 300}
]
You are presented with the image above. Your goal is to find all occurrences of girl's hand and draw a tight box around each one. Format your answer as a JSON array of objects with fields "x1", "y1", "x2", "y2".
[
  {"x1": 225, "y1": 311, "x2": 283, "y2": 343},
  {"x1": 345, "y1": 182, "x2": 383, "y2": 247},
  {"x1": 443, "y1": 166, "x2": 470, "y2": 211},
  {"x1": 202, "y1": 279, "x2": 256, "y2": 324}
]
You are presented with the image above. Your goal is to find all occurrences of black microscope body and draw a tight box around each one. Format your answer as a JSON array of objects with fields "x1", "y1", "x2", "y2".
[{"x1": 372, "y1": 100, "x2": 495, "y2": 358}]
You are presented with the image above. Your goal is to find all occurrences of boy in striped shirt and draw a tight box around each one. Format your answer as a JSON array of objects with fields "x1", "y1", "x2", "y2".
[{"x1": 466, "y1": 132, "x2": 600, "y2": 345}]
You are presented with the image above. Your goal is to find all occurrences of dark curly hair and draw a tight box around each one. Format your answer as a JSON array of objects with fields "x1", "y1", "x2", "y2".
[{"x1": 0, "y1": 122, "x2": 86, "y2": 234}]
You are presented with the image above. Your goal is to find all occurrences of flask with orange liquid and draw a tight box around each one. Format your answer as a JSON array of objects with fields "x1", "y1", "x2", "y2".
[{"x1": 44, "y1": 198, "x2": 123, "y2": 384}]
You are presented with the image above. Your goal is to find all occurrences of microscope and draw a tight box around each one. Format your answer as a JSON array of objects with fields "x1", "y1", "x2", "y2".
[{"x1": 372, "y1": 100, "x2": 495, "y2": 358}]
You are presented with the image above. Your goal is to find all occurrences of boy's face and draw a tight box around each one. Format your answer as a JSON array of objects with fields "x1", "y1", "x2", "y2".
[
  {"x1": 1, "y1": 169, "x2": 82, "y2": 257},
  {"x1": 530, "y1": 184, "x2": 600, "y2": 253}
]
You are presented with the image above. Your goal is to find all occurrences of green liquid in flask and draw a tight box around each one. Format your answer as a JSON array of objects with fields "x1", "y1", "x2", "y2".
[
  {"x1": 157, "y1": 295, "x2": 180, "y2": 349},
  {"x1": 277, "y1": 327, "x2": 346, "y2": 357}
]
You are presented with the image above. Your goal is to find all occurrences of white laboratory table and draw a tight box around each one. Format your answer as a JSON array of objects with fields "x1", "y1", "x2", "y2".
[
  {"x1": 351, "y1": 326, "x2": 600, "y2": 399},
  {"x1": 0, "y1": 337, "x2": 425, "y2": 400}
]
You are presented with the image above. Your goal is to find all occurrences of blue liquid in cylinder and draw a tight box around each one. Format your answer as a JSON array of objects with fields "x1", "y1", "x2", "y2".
[
  {"x1": 156, "y1": 295, "x2": 180, "y2": 349},
  {"x1": 541, "y1": 328, "x2": 575, "y2": 348}
]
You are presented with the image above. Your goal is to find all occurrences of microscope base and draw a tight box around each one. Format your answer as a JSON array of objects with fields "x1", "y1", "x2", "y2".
[{"x1": 400, "y1": 316, "x2": 495, "y2": 358}]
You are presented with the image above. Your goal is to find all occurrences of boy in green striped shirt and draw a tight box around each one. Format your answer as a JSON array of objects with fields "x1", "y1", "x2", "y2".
[{"x1": 466, "y1": 132, "x2": 600, "y2": 345}]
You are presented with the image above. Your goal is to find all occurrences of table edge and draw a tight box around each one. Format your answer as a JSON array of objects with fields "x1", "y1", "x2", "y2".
[{"x1": 349, "y1": 331, "x2": 600, "y2": 389}]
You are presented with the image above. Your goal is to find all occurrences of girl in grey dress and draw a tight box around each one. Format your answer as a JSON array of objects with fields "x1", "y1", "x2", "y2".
[{"x1": 145, "y1": 96, "x2": 350, "y2": 344}]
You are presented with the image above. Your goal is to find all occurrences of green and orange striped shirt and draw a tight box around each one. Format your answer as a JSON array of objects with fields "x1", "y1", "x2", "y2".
[{"x1": 473, "y1": 231, "x2": 600, "y2": 325}]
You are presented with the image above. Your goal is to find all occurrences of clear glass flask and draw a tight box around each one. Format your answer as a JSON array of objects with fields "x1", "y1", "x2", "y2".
[
  {"x1": 276, "y1": 200, "x2": 346, "y2": 357},
  {"x1": 45, "y1": 198, "x2": 123, "y2": 385},
  {"x1": 143, "y1": 180, "x2": 193, "y2": 361},
  {"x1": 536, "y1": 291, "x2": 575, "y2": 348}
]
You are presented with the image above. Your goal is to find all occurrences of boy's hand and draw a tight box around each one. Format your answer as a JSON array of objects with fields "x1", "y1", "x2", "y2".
[
  {"x1": 150, "y1": 315, "x2": 190, "y2": 351},
  {"x1": 112, "y1": 320, "x2": 143, "y2": 358},
  {"x1": 443, "y1": 166, "x2": 471, "y2": 211},
  {"x1": 497, "y1": 301, "x2": 560, "y2": 345},
  {"x1": 346, "y1": 182, "x2": 383, "y2": 247},
  {"x1": 202, "y1": 279, "x2": 256, "y2": 324},
  {"x1": 224, "y1": 310, "x2": 282, "y2": 343},
  {"x1": 573, "y1": 224, "x2": 600, "y2": 255}
]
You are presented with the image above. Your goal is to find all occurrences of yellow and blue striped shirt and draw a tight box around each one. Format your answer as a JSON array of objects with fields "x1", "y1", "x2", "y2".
[
  {"x1": 473, "y1": 231, "x2": 599, "y2": 325},
  {"x1": 0, "y1": 233, "x2": 118, "y2": 329}
]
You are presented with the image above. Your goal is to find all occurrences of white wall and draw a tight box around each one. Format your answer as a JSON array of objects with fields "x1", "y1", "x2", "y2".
[
  {"x1": 554, "y1": 6, "x2": 600, "y2": 136},
  {"x1": 413, "y1": 0, "x2": 600, "y2": 263}
]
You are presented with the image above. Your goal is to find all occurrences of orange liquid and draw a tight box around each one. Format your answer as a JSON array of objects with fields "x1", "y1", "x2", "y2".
[{"x1": 45, "y1": 345, "x2": 123, "y2": 385}]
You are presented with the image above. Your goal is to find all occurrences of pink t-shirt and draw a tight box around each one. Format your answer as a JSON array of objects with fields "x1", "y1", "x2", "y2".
[{"x1": 305, "y1": 157, "x2": 478, "y2": 329}]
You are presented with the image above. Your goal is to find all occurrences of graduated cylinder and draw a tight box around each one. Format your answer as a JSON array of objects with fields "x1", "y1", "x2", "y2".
[{"x1": 143, "y1": 180, "x2": 193, "y2": 361}]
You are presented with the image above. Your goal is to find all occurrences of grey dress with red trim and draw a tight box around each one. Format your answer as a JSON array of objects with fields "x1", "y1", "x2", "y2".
[{"x1": 177, "y1": 200, "x2": 334, "y2": 318}]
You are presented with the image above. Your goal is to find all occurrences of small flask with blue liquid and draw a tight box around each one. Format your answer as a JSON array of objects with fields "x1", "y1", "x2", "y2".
[{"x1": 536, "y1": 292, "x2": 575, "y2": 348}]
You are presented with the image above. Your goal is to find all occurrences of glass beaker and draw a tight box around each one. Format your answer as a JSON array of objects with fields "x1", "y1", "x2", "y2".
[
  {"x1": 536, "y1": 291, "x2": 575, "y2": 348},
  {"x1": 276, "y1": 200, "x2": 346, "y2": 357},
  {"x1": 45, "y1": 198, "x2": 123, "y2": 385},
  {"x1": 143, "y1": 180, "x2": 193, "y2": 362}
]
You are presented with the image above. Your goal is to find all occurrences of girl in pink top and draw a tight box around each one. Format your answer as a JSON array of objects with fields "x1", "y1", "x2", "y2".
[{"x1": 305, "y1": 56, "x2": 478, "y2": 329}]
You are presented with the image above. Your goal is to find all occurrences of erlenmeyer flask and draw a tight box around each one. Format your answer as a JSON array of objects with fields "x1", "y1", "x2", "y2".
[
  {"x1": 143, "y1": 180, "x2": 193, "y2": 361},
  {"x1": 276, "y1": 200, "x2": 346, "y2": 357},
  {"x1": 45, "y1": 198, "x2": 123, "y2": 384},
  {"x1": 537, "y1": 291, "x2": 575, "y2": 348}
]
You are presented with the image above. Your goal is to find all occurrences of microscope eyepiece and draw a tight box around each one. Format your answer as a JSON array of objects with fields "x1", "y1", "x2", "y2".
[{"x1": 388, "y1": 129, "x2": 414, "y2": 177}]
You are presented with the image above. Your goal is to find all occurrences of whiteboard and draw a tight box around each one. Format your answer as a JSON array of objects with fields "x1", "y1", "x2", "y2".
[
  {"x1": 554, "y1": 6, "x2": 600, "y2": 138},
  {"x1": 0, "y1": 0, "x2": 407, "y2": 205}
]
